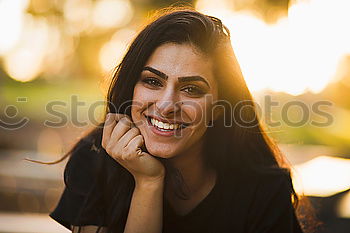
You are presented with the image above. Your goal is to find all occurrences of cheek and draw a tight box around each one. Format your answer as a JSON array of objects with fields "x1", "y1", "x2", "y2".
[
  {"x1": 132, "y1": 84, "x2": 157, "y2": 105},
  {"x1": 131, "y1": 86, "x2": 144, "y2": 123},
  {"x1": 132, "y1": 85, "x2": 153, "y2": 112},
  {"x1": 183, "y1": 100, "x2": 213, "y2": 126},
  {"x1": 184, "y1": 94, "x2": 216, "y2": 125}
]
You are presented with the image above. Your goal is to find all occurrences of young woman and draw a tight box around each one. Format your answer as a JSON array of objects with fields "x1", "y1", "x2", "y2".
[{"x1": 49, "y1": 8, "x2": 305, "y2": 233}]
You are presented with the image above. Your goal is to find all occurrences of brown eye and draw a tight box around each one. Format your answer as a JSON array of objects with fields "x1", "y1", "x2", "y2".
[
  {"x1": 182, "y1": 86, "x2": 205, "y2": 96},
  {"x1": 142, "y1": 78, "x2": 163, "y2": 87}
]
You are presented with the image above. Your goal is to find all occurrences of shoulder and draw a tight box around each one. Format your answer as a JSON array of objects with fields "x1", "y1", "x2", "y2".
[
  {"x1": 64, "y1": 133, "x2": 124, "y2": 195},
  {"x1": 50, "y1": 133, "x2": 112, "y2": 230},
  {"x1": 243, "y1": 169, "x2": 303, "y2": 233},
  {"x1": 245, "y1": 167, "x2": 294, "y2": 205},
  {"x1": 255, "y1": 168, "x2": 293, "y2": 194},
  {"x1": 220, "y1": 167, "x2": 294, "y2": 213},
  {"x1": 65, "y1": 127, "x2": 106, "y2": 172},
  {"x1": 217, "y1": 167, "x2": 294, "y2": 211},
  {"x1": 64, "y1": 137, "x2": 104, "y2": 194},
  {"x1": 223, "y1": 167, "x2": 292, "y2": 193},
  {"x1": 65, "y1": 137, "x2": 101, "y2": 171}
]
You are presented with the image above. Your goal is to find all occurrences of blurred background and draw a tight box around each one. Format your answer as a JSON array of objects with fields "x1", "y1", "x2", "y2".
[{"x1": 0, "y1": 0, "x2": 349, "y2": 232}]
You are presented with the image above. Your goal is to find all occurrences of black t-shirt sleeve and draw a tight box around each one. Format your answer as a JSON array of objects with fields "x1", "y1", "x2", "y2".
[
  {"x1": 49, "y1": 186, "x2": 87, "y2": 230},
  {"x1": 49, "y1": 139, "x2": 102, "y2": 230},
  {"x1": 247, "y1": 172, "x2": 304, "y2": 233}
]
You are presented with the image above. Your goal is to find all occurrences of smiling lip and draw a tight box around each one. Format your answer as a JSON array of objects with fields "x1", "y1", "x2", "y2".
[
  {"x1": 144, "y1": 114, "x2": 190, "y2": 126},
  {"x1": 144, "y1": 115, "x2": 188, "y2": 137}
]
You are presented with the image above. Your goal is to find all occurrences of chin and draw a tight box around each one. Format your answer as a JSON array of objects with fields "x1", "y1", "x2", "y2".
[
  {"x1": 144, "y1": 142, "x2": 180, "y2": 159},
  {"x1": 146, "y1": 147, "x2": 175, "y2": 159}
]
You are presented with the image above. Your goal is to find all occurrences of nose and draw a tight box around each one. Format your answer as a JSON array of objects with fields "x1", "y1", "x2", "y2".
[{"x1": 155, "y1": 89, "x2": 181, "y2": 118}]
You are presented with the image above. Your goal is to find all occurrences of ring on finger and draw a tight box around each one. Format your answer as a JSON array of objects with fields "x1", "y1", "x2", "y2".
[{"x1": 136, "y1": 148, "x2": 142, "y2": 155}]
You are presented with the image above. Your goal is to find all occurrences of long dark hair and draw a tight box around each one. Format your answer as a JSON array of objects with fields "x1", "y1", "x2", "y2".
[{"x1": 28, "y1": 7, "x2": 312, "y2": 233}]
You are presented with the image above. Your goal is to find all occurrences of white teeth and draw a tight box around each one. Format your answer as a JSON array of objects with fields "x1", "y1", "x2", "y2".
[{"x1": 149, "y1": 117, "x2": 181, "y2": 130}]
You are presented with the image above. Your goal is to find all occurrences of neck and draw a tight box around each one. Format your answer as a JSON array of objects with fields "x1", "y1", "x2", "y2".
[{"x1": 165, "y1": 139, "x2": 215, "y2": 197}]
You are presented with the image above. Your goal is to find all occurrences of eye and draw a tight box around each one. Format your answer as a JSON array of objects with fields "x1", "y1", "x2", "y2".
[
  {"x1": 182, "y1": 85, "x2": 206, "y2": 96},
  {"x1": 142, "y1": 77, "x2": 163, "y2": 87}
]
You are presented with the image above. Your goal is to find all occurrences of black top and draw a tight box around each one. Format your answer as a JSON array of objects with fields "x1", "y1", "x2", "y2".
[{"x1": 50, "y1": 140, "x2": 304, "y2": 233}]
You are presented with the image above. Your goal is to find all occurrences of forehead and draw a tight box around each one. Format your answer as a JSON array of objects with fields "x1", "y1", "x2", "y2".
[{"x1": 144, "y1": 43, "x2": 215, "y2": 83}]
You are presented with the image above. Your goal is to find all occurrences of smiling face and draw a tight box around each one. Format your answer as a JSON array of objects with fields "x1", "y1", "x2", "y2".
[{"x1": 131, "y1": 43, "x2": 219, "y2": 159}]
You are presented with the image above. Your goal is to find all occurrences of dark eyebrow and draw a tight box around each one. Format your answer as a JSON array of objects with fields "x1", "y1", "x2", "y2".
[
  {"x1": 142, "y1": 66, "x2": 168, "y2": 80},
  {"x1": 178, "y1": 76, "x2": 210, "y2": 88},
  {"x1": 142, "y1": 66, "x2": 210, "y2": 88}
]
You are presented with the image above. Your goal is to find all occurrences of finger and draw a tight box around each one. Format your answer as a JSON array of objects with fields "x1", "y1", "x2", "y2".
[
  {"x1": 113, "y1": 113, "x2": 129, "y2": 121},
  {"x1": 119, "y1": 127, "x2": 141, "y2": 149},
  {"x1": 102, "y1": 113, "x2": 117, "y2": 148},
  {"x1": 102, "y1": 113, "x2": 129, "y2": 148},
  {"x1": 107, "y1": 113, "x2": 130, "y2": 126},
  {"x1": 126, "y1": 135, "x2": 144, "y2": 153},
  {"x1": 109, "y1": 116, "x2": 134, "y2": 144}
]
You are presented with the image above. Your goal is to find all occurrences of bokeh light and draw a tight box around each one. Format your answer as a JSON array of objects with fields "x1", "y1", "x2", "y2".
[
  {"x1": 36, "y1": 129, "x2": 63, "y2": 157},
  {"x1": 292, "y1": 156, "x2": 350, "y2": 197},
  {"x1": 196, "y1": 0, "x2": 350, "y2": 95},
  {"x1": 17, "y1": 191, "x2": 40, "y2": 212},
  {"x1": 99, "y1": 28, "x2": 136, "y2": 72},
  {"x1": 0, "y1": 0, "x2": 29, "y2": 54},
  {"x1": 92, "y1": 0, "x2": 134, "y2": 29},
  {"x1": 2, "y1": 14, "x2": 61, "y2": 82}
]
